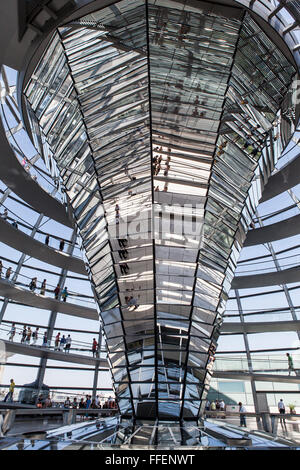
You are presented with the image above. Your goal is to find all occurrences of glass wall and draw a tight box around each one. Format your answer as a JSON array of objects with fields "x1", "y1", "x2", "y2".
[{"x1": 23, "y1": 0, "x2": 296, "y2": 419}]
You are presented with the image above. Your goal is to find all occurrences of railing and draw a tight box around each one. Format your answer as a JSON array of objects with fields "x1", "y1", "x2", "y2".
[
  {"x1": 214, "y1": 355, "x2": 300, "y2": 373},
  {"x1": 235, "y1": 253, "x2": 300, "y2": 275},
  {"x1": 0, "y1": 408, "x2": 299, "y2": 440},
  {"x1": 0, "y1": 325, "x2": 106, "y2": 359},
  {"x1": 205, "y1": 410, "x2": 300, "y2": 437},
  {"x1": 0, "y1": 263, "x2": 95, "y2": 308},
  {"x1": 223, "y1": 306, "x2": 300, "y2": 322},
  {"x1": 0, "y1": 407, "x2": 118, "y2": 436},
  {"x1": 0, "y1": 208, "x2": 83, "y2": 259}
]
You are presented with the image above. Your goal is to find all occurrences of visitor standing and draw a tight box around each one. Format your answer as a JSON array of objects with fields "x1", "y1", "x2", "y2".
[
  {"x1": 79, "y1": 398, "x2": 85, "y2": 409},
  {"x1": 278, "y1": 398, "x2": 286, "y2": 425},
  {"x1": 72, "y1": 398, "x2": 78, "y2": 409},
  {"x1": 85, "y1": 395, "x2": 91, "y2": 419},
  {"x1": 61, "y1": 287, "x2": 68, "y2": 302},
  {"x1": 44, "y1": 396, "x2": 52, "y2": 408},
  {"x1": 65, "y1": 335, "x2": 72, "y2": 353},
  {"x1": 60, "y1": 335, "x2": 66, "y2": 351},
  {"x1": 92, "y1": 338, "x2": 98, "y2": 357},
  {"x1": 40, "y1": 279, "x2": 46, "y2": 295},
  {"x1": 64, "y1": 397, "x2": 71, "y2": 408},
  {"x1": 25, "y1": 327, "x2": 32, "y2": 344},
  {"x1": 32, "y1": 327, "x2": 39, "y2": 345},
  {"x1": 3, "y1": 379, "x2": 15, "y2": 402},
  {"x1": 54, "y1": 333, "x2": 60, "y2": 351},
  {"x1": 29, "y1": 277, "x2": 37, "y2": 292},
  {"x1": 5, "y1": 267, "x2": 12, "y2": 280},
  {"x1": 54, "y1": 284, "x2": 60, "y2": 300},
  {"x1": 239, "y1": 402, "x2": 247, "y2": 427},
  {"x1": 8, "y1": 323, "x2": 16, "y2": 341},
  {"x1": 20, "y1": 326, "x2": 27, "y2": 343},
  {"x1": 287, "y1": 353, "x2": 294, "y2": 375},
  {"x1": 42, "y1": 331, "x2": 48, "y2": 347}
]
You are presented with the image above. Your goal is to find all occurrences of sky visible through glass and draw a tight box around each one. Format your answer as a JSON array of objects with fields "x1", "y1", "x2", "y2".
[{"x1": 1, "y1": 29, "x2": 300, "y2": 408}]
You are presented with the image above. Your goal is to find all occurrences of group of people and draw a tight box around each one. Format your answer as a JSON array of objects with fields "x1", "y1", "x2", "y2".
[
  {"x1": 192, "y1": 95, "x2": 206, "y2": 117},
  {"x1": 54, "y1": 332, "x2": 72, "y2": 353},
  {"x1": 0, "y1": 208, "x2": 19, "y2": 228},
  {"x1": 1, "y1": 377, "x2": 296, "y2": 430},
  {"x1": 18, "y1": 325, "x2": 41, "y2": 345},
  {"x1": 45, "y1": 234, "x2": 66, "y2": 252},
  {"x1": 0, "y1": 260, "x2": 13, "y2": 280},
  {"x1": 118, "y1": 238, "x2": 128, "y2": 248},
  {"x1": 7, "y1": 324, "x2": 100, "y2": 357},
  {"x1": 206, "y1": 399, "x2": 247, "y2": 427},
  {"x1": 28, "y1": 277, "x2": 69, "y2": 301},
  {"x1": 153, "y1": 154, "x2": 171, "y2": 178},
  {"x1": 117, "y1": 239, "x2": 130, "y2": 274},
  {"x1": 1, "y1": 207, "x2": 68, "y2": 251},
  {"x1": 36, "y1": 394, "x2": 117, "y2": 412},
  {"x1": 153, "y1": 152, "x2": 163, "y2": 176},
  {"x1": 114, "y1": 234, "x2": 130, "y2": 273},
  {"x1": 153, "y1": 146, "x2": 171, "y2": 192},
  {"x1": 53, "y1": 284, "x2": 68, "y2": 301},
  {"x1": 237, "y1": 399, "x2": 297, "y2": 428},
  {"x1": 206, "y1": 399, "x2": 225, "y2": 412},
  {"x1": 63, "y1": 395, "x2": 116, "y2": 410},
  {"x1": 10, "y1": 325, "x2": 52, "y2": 348},
  {"x1": 29, "y1": 277, "x2": 47, "y2": 295},
  {"x1": 118, "y1": 249, "x2": 128, "y2": 260},
  {"x1": 0, "y1": 207, "x2": 70, "y2": 254},
  {"x1": 205, "y1": 398, "x2": 297, "y2": 428},
  {"x1": 0, "y1": 260, "x2": 70, "y2": 302},
  {"x1": 2, "y1": 379, "x2": 116, "y2": 409}
]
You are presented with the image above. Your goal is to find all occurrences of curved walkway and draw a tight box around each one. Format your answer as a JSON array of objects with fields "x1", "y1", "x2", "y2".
[
  {"x1": 0, "y1": 120, "x2": 73, "y2": 228},
  {"x1": 220, "y1": 320, "x2": 300, "y2": 334},
  {"x1": 3, "y1": 340, "x2": 108, "y2": 367},
  {"x1": 244, "y1": 214, "x2": 300, "y2": 246},
  {"x1": 213, "y1": 371, "x2": 300, "y2": 384},
  {"x1": 0, "y1": 218, "x2": 86, "y2": 275},
  {"x1": 232, "y1": 265, "x2": 300, "y2": 289},
  {"x1": 0, "y1": 279, "x2": 98, "y2": 320},
  {"x1": 260, "y1": 155, "x2": 300, "y2": 203}
]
